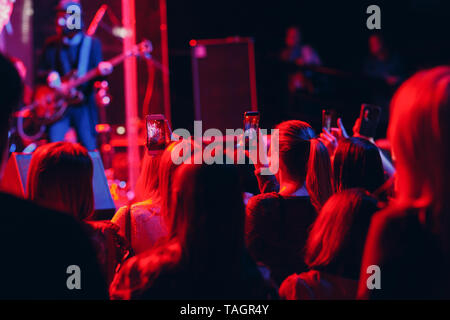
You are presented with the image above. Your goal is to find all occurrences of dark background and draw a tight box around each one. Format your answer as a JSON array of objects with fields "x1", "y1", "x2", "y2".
[{"x1": 166, "y1": 0, "x2": 450, "y2": 131}]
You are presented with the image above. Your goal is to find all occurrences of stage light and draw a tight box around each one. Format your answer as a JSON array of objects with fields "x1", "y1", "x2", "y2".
[{"x1": 116, "y1": 126, "x2": 126, "y2": 135}]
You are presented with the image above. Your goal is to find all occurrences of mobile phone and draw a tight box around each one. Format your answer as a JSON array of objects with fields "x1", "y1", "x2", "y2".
[
  {"x1": 358, "y1": 104, "x2": 381, "y2": 138},
  {"x1": 244, "y1": 111, "x2": 260, "y2": 143},
  {"x1": 146, "y1": 114, "x2": 170, "y2": 153},
  {"x1": 322, "y1": 109, "x2": 337, "y2": 131}
]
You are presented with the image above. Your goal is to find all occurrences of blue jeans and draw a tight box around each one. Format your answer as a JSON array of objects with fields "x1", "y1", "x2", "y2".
[{"x1": 48, "y1": 105, "x2": 97, "y2": 151}]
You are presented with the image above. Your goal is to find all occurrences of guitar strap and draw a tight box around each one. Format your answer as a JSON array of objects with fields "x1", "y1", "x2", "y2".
[
  {"x1": 59, "y1": 34, "x2": 92, "y2": 78},
  {"x1": 77, "y1": 35, "x2": 92, "y2": 78}
]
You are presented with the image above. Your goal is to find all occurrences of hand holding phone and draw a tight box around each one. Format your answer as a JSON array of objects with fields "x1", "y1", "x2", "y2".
[{"x1": 357, "y1": 104, "x2": 381, "y2": 139}]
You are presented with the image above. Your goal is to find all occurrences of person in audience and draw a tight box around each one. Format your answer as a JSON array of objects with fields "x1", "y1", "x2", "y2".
[
  {"x1": 111, "y1": 141, "x2": 193, "y2": 254},
  {"x1": 0, "y1": 53, "x2": 107, "y2": 298},
  {"x1": 27, "y1": 141, "x2": 130, "y2": 286},
  {"x1": 246, "y1": 120, "x2": 332, "y2": 285},
  {"x1": 110, "y1": 161, "x2": 278, "y2": 299},
  {"x1": 112, "y1": 152, "x2": 165, "y2": 255},
  {"x1": 333, "y1": 137, "x2": 385, "y2": 195},
  {"x1": 279, "y1": 189, "x2": 378, "y2": 299},
  {"x1": 358, "y1": 66, "x2": 450, "y2": 299}
]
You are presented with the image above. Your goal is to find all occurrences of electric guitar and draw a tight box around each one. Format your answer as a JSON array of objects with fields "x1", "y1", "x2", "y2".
[{"x1": 27, "y1": 39, "x2": 153, "y2": 125}]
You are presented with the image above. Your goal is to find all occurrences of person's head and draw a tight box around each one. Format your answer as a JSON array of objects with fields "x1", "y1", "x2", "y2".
[
  {"x1": 285, "y1": 26, "x2": 301, "y2": 48},
  {"x1": 27, "y1": 142, "x2": 94, "y2": 220},
  {"x1": 389, "y1": 66, "x2": 450, "y2": 229},
  {"x1": 0, "y1": 53, "x2": 23, "y2": 179},
  {"x1": 305, "y1": 188, "x2": 378, "y2": 279},
  {"x1": 135, "y1": 152, "x2": 161, "y2": 203},
  {"x1": 167, "y1": 162, "x2": 245, "y2": 269},
  {"x1": 276, "y1": 120, "x2": 333, "y2": 210},
  {"x1": 368, "y1": 33, "x2": 387, "y2": 58},
  {"x1": 333, "y1": 137, "x2": 384, "y2": 194}
]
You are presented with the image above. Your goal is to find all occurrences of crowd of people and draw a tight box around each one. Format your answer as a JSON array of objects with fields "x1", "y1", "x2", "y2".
[{"x1": 1, "y1": 48, "x2": 450, "y2": 299}]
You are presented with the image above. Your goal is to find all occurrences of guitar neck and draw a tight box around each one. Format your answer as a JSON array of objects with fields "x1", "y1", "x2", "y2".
[{"x1": 69, "y1": 51, "x2": 133, "y2": 89}]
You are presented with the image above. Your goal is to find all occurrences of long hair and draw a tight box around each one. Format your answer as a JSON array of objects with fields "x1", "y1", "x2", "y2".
[
  {"x1": 134, "y1": 152, "x2": 161, "y2": 203},
  {"x1": 166, "y1": 162, "x2": 246, "y2": 273},
  {"x1": 27, "y1": 142, "x2": 94, "y2": 220},
  {"x1": 159, "y1": 140, "x2": 196, "y2": 224},
  {"x1": 333, "y1": 137, "x2": 384, "y2": 194},
  {"x1": 388, "y1": 66, "x2": 450, "y2": 250},
  {"x1": 276, "y1": 120, "x2": 333, "y2": 211},
  {"x1": 305, "y1": 189, "x2": 378, "y2": 279}
]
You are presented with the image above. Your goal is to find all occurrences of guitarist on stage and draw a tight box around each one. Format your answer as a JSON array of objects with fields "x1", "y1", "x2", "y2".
[{"x1": 37, "y1": 0, "x2": 111, "y2": 150}]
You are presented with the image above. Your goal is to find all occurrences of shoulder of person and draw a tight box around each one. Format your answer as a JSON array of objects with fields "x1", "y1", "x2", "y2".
[
  {"x1": 247, "y1": 192, "x2": 281, "y2": 204},
  {"x1": 0, "y1": 192, "x2": 80, "y2": 228},
  {"x1": 367, "y1": 202, "x2": 430, "y2": 253},
  {"x1": 371, "y1": 203, "x2": 423, "y2": 231}
]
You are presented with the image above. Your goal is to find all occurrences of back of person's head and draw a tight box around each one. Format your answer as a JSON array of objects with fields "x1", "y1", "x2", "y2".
[
  {"x1": 305, "y1": 188, "x2": 378, "y2": 279},
  {"x1": 389, "y1": 66, "x2": 450, "y2": 243},
  {"x1": 27, "y1": 142, "x2": 94, "y2": 220},
  {"x1": 276, "y1": 120, "x2": 333, "y2": 210},
  {"x1": 168, "y1": 162, "x2": 245, "y2": 272},
  {"x1": 0, "y1": 53, "x2": 23, "y2": 176},
  {"x1": 135, "y1": 152, "x2": 161, "y2": 203},
  {"x1": 333, "y1": 137, "x2": 384, "y2": 194}
]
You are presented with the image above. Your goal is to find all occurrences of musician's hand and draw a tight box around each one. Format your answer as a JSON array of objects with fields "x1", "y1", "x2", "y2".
[
  {"x1": 59, "y1": 82, "x2": 70, "y2": 96},
  {"x1": 98, "y1": 61, "x2": 113, "y2": 76}
]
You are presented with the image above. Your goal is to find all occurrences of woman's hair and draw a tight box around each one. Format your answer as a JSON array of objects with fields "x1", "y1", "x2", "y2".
[
  {"x1": 305, "y1": 188, "x2": 378, "y2": 279},
  {"x1": 166, "y1": 162, "x2": 246, "y2": 272},
  {"x1": 276, "y1": 120, "x2": 333, "y2": 211},
  {"x1": 333, "y1": 137, "x2": 384, "y2": 194},
  {"x1": 27, "y1": 142, "x2": 94, "y2": 220},
  {"x1": 388, "y1": 66, "x2": 450, "y2": 248},
  {"x1": 134, "y1": 152, "x2": 161, "y2": 203}
]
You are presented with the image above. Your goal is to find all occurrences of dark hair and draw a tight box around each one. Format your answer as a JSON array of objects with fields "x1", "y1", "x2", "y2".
[
  {"x1": 333, "y1": 137, "x2": 384, "y2": 194},
  {"x1": 0, "y1": 53, "x2": 23, "y2": 157},
  {"x1": 167, "y1": 163, "x2": 245, "y2": 269},
  {"x1": 305, "y1": 188, "x2": 378, "y2": 279},
  {"x1": 27, "y1": 142, "x2": 94, "y2": 220},
  {"x1": 276, "y1": 120, "x2": 333, "y2": 211}
]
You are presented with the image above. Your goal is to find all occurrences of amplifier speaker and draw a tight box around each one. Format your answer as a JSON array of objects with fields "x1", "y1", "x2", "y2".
[
  {"x1": 0, "y1": 152, "x2": 116, "y2": 220},
  {"x1": 191, "y1": 37, "x2": 258, "y2": 132}
]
